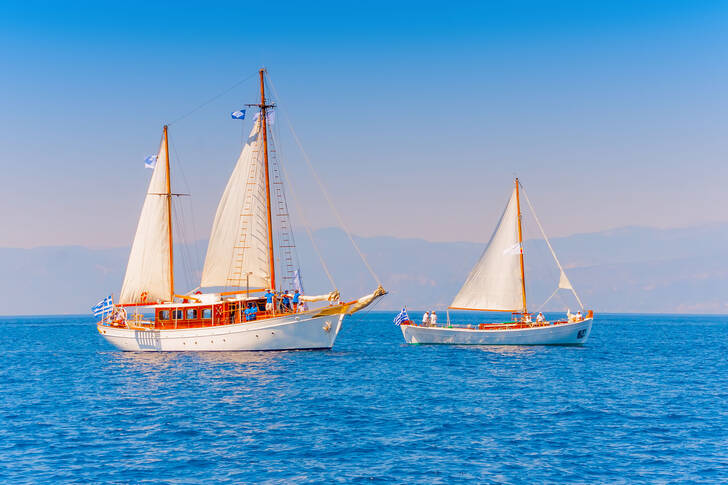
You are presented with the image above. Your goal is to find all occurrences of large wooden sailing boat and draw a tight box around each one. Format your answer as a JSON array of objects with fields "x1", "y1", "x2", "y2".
[
  {"x1": 98, "y1": 69, "x2": 386, "y2": 351},
  {"x1": 400, "y1": 178, "x2": 593, "y2": 345}
]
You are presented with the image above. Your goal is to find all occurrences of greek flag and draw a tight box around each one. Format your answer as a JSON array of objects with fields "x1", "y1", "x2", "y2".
[
  {"x1": 92, "y1": 296, "x2": 114, "y2": 318},
  {"x1": 144, "y1": 154, "x2": 157, "y2": 169},
  {"x1": 393, "y1": 307, "x2": 409, "y2": 326},
  {"x1": 292, "y1": 269, "x2": 306, "y2": 311},
  {"x1": 231, "y1": 109, "x2": 246, "y2": 120}
]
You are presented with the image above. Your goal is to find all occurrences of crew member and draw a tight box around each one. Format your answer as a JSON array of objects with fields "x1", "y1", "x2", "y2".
[
  {"x1": 422, "y1": 311, "x2": 430, "y2": 326},
  {"x1": 264, "y1": 289, "x2": 275, "y2": 312},
  {"x1": 536, "y1": 312, "x2": 545, "y2": 323},
  {"x1": 292, "y1": 290, "x2": 300, "y2": 312},
  {"x1": 430, "y1": 311, "x2": 437, "y2": 326}
]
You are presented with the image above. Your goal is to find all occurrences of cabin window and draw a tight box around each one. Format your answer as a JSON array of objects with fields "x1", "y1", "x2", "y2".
[
  {"x1": 173, "y1": 310, "x2": 184, "y2": 320},
  {"x1": 202, "y1": 309, "x2": 212, "y2": 319},
  {"x1": 159, "y1": 310, "x2": 170, "y2": 320},
  {"x1": 186, "y1": 309, "x2": 198, "y2": 320}
]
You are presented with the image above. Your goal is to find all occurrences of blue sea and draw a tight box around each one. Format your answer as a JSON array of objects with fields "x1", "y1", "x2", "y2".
[{"x1": 1, "y1": 312, "x2": 727, "y2": 484}]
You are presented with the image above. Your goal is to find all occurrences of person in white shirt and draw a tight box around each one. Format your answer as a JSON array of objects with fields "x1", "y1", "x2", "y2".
[
  {"x1": 422, "y1": 311, "x2": 430, "y2": 326},
  {"x1": 430, "y1": 311, "x2": 437, "y2": 326},
  {"x1": 536, "y1": 312, "x2": 545, "y2": 323},
  {"x1": 576, "y1": 311, "x2": 583, "y2": 321}
]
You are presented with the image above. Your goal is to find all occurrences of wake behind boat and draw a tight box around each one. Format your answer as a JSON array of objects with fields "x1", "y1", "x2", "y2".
[
  {"x1": 399, "y1": 178, "x2": 593, "y2": 346},
  {"x1": 95, "y1": 69, "x2": 386, "y2": 351}
]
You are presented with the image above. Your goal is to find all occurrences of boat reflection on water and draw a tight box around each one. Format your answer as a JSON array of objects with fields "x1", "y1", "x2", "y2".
[{"x1": 467, "y1": 345, "x2": 538, "y2": 356}]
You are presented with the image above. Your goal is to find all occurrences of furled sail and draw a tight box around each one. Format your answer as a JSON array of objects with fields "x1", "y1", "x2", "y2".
[
  {"x1": 201, "y1": 120, "x2": 271, "y2": 289},
  {"x1": 119, "y1": 132, "x2": 172, "y2": 304},
  {"x1": 450, "y1": 187, "x2": 525, "y2": 312}
]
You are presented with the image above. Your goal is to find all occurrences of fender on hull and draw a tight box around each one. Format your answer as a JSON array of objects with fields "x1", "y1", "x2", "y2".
[
  {"x1": 98, "y1": 313, "x2": 345, "y2": 352},
  {"x1": 401, "y1": 318, "x2": 593, "y2": 346}
]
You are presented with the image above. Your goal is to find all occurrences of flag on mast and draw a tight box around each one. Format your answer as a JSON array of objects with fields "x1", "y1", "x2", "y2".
[{"x1": 231, "y1": 109, "x2": 246, "y2": 119}]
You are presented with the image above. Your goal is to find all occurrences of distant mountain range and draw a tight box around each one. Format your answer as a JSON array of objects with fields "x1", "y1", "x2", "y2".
[{"x1": 3, "y1": 224, "x2": 728, "y2": 315}]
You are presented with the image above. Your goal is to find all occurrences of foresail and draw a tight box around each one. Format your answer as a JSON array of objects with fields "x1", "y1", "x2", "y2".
[
  {"x1": 201, "y1": 120, "x2": 271, "y2": 289},
  {"x1": 450, "y1": 187, "x2": 525, "y2": 312},
  {"x1": 119, "y1": 134, "x2": 172, "y2": 304}
]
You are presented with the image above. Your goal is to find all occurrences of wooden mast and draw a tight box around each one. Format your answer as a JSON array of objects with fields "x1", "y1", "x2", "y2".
[
  {"x1": 259, "y1": 68, "x2": 276, "y2": 292},
  {"x1": 514, "y1": 178, "x2": 527, "y2": 314},
  {"x1": 163, "y1": 125, "x2": 174, "y2": 302}
]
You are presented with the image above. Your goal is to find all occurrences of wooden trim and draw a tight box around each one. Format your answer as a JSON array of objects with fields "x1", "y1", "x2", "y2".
[
  {"x1": 447, "y1": 306, "x2": 517, "y2": 312},
  {"x1": 220, "y1": 289, "x2": 265, "y2": 296},
  {"x1": 259, "y1": 68, "x2": 276, "y2": 294},
  {"x1": 163, "y1": 125, "x2": 175, "y2": 302},
  {"x1": 514, "y1": 178, "x2": 527, "y2": 314}
]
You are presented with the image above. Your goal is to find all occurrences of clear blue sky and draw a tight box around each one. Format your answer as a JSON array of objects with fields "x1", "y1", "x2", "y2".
[{"x1": 2, "y1": 1, "x2": 727, "y2": 248}]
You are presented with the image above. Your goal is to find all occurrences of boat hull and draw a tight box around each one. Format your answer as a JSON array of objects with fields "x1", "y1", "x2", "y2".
[
  {"x1": 400, "y1": 318, "x2": 593, "y2": 345},
  {"x1": 97, "y1": 313, "x2": 345, "y2": 351}
]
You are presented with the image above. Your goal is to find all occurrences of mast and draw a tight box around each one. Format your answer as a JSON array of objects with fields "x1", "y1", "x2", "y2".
[
  {"x1": 515, "y1": 178, "x2": 527, "y2": 313},
  {"x1": 259, "y1": 68, "x2": 276, "y2": 292},
  {"x1": 164, "y1": 125, "x2": 174, "y2": 302}
]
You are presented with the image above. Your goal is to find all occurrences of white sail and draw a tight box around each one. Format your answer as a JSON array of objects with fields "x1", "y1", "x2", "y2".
[
  {"x1": 119, "y1": 132, "x2": 172, "y2": 304},
  {"x1": 201, "y1": 120, "x2": 271, "y2": 289},
  {"x1": 450, "y1": 187, "x2": 525, "y2": 312}
]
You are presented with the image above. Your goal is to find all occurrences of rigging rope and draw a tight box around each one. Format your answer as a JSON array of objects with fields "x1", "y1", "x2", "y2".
[
  {"x1": 168, "y1": 71, "x2": 258, "y2": 126},
  {"x1": 521, "y1": 186, "x2": 584, "y2": 310},
  {"x1": 269, "y1": 127, "x2": 337, "y2": 290},
  {"x1": 169, "y1": 138, "x2": 203, "y2": 291},
  {"x1": 265, "y1": 73, "x2": 383, "y2": 287}
]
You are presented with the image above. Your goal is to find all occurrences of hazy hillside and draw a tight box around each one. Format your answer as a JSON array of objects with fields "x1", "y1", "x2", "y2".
[{"x1": 2, "y1": 224, "x2": 728, "y2": 315}]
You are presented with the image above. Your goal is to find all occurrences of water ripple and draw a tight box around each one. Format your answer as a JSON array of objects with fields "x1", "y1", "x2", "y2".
[{"x1": 1, "y1": 313, "x2": 727, "y2": 483}]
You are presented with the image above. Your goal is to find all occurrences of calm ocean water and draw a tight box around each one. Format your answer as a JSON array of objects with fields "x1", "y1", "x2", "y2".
[{"x1": 1, "y1": 312, "x2": 727, "y2": 484}]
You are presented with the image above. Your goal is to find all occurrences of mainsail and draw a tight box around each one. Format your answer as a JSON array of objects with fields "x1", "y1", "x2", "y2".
[
  {"x1": 450, "y1": 187, "x2": 526, "y2": 312},
  {"x1": 119, "y1": 130, "x2": 172, "y2": 304},
  {"x1": 201, "y1": 119, "x2": 272, "y2": 289}
]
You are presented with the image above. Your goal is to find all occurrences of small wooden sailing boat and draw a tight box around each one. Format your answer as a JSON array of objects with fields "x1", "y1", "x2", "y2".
[
  {"x1": 97, "y1": 69, "x2": 386, "y2": 351},
  {"x1": 400, "y1": 178, "x2": 593, "y2": 345}
]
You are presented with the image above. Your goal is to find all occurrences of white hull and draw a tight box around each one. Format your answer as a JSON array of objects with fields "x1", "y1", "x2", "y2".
[
  {"x1": 98, "y1": 313, "x2": 345, "y2": 351},
  {"x1": 400, "y1": 318, "x2": 593, "y2": 345}
]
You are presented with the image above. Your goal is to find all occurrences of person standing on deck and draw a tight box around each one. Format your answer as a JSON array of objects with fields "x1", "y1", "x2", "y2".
[
  {"x1": 430, "y1": 311, "x2": 437, "y2": 326},
  {"x1": 536, "y1": 312, "x2": 545, "y2": 323},
  {"x1": 264, "y1": 289, "x2": 274, "y2": 313},
  {"x1": 292, "y1": 290, "x2": 300, "y2": 312},
  {"x1": 281, "y1": 292, "x2": 291, "y2": 312},
  {"x1": 422, "y1": 311, "x2": 430, "y2": 326}
]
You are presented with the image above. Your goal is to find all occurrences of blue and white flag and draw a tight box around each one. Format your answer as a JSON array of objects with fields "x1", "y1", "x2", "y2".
[
  {"x1": 292, "y1": 269, "x2": 307, "y2": 311},
  {"x1": 292, "y1": 269, "x2": 304, "y2": 294},
  {"x1": 92, "y1": 296, "x2": 114, "y2": 318},
  {"x1": 393, "y1": 307, "x2": 409, "y2": 326},
  {"x1": 144, "y1": 154, "x2": 157, "y2": 169},
  {"x1": 231, "y1": 109, "x2": 246, "y2": 120}
]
